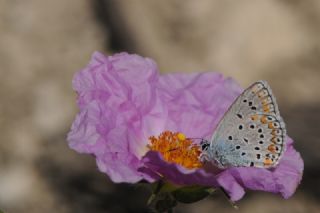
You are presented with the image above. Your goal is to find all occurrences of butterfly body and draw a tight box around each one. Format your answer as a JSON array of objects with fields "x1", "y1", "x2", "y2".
[{"x1": 201, "y1": 81, "x2": 286, "y2": 169}]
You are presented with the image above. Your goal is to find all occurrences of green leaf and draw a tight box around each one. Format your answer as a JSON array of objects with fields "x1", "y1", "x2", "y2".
[{"x1": 171, "y1": 185, "x2": 216, "y2": 204}]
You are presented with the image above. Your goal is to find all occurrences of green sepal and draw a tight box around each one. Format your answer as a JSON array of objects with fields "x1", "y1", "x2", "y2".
[
  {"x1": 148, "y1": 191, "x2": 177, "y2": 212},
  {"x1": 147, "y1": 181, "x2": 177, "y2": 212},
  {"x1": 146, "y1": 181, "x2": 217, "y2": 212},
  {"x1": 171, "y1": 185, "x2": 216, "y2": 204},
  {"x1": 153, "y1": 192, "x2": 177, "y2": 212}
]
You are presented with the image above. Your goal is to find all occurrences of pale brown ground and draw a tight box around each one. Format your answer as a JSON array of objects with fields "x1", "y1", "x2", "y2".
[{"x1": 0, "y1": 0, "x2": 319, "y2": 212}]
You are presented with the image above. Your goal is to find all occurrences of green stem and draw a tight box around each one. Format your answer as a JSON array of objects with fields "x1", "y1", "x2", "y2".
[
  {"x1": 154, "y1": 180, "x2": 164, "y2": 194},
  {"x1": 147, "y1": 180, "x2": 164, "y2": 205}
]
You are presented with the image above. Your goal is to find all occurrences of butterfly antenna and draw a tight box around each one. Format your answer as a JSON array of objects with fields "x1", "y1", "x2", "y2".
[{"x1": 187, "y1": 137, "x2": 209, "y2": 142}]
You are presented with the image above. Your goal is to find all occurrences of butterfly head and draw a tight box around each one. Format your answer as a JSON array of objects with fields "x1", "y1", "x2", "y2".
[
  {"x1": 199, "y1": 139, "x2": 210, "y2": 162},
  {"x1": 199, "y1": 139, "x2": 225, "y2": 168},
  {"x1": 200, "y1": 139, "x2": 210, "y2": 151},
  {"x1": 199, "y1": 138, "x2": 233, "y2": 169}
]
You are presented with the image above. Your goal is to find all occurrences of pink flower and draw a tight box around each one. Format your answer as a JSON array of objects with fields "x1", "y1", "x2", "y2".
[{"x1": 67, "y1": 52, "x2": 303, "y2": 201}]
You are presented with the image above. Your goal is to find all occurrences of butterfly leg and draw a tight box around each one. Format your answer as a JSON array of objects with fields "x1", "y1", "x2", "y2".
[{"x1": 199, "y1": 152, "x2": 210, "y2": 163}]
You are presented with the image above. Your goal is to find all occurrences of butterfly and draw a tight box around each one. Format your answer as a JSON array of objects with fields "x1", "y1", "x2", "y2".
[{"x1": 200, "y1": 80, "x2": 286, "y2": 169}]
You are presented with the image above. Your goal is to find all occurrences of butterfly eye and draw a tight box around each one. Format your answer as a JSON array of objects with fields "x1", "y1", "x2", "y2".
[{"x1": 201, "y1": 143, "x2": 209, "y2": 151}]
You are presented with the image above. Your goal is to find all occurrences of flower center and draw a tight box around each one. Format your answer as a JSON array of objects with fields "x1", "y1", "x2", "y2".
[{"x1": 148, "y1": 131, "x2": 203, "y2": 169}]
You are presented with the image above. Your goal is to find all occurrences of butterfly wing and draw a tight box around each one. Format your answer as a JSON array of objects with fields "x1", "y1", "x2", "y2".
[{"x1": 208, "y1": 81, "x2": 286, "y2": 168}]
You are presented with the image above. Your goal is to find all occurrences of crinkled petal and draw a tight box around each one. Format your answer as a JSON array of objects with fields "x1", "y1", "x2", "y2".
[
  {"x1": 215, "y1": 171, "x2": 245, "y2": 201},
  {"x1": 73, "y1": 52, "x2": 158, "y2": 112},
  {"x1": 67, "y1": 101, "x2": 109, "y2": 154},
  {"x1": 68, "y1": 52, "x2": 161, "y2": 183},
  {"x1": 158, "y1": 72, "x2": 242, "y2": 138},
  {"x1": 96, "y1": 151, "x2": 143, "y2": 183}
]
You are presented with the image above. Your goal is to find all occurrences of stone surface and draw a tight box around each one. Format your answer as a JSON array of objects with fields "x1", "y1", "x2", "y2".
[{"x1": 99, "y1": 0, "x2": 320, "y2": 105}]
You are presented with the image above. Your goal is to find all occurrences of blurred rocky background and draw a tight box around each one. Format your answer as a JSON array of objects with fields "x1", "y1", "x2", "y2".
[{"x1": 0, "y1": 0, "x2": 319, "y2": 212}]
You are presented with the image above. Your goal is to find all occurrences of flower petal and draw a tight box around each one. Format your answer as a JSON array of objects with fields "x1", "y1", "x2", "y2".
[
  {"x1": 73, "y1": 52, "x2": 159, "y2": 111},
  {"x1": 68, "y1": 52, "x2": 161, "y2": 183},
  {"x1": 158, "y1": 72, "x2": 242, "y2": 138},
  {"x1": 140, "y1": 151, "x2": 218, "y2": 186}
]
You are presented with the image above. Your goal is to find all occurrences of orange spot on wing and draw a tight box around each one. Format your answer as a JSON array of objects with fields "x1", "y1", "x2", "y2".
[
  {"x1": 268, "y1": 122, "x2": 274, "y2": 129},
  {"x1": 258, "y1": 90, "x2": 266, "y2": 98},
  {"x1": 263, "y1": 105, "x2": 270, "y2": 112},
  {"x1": 271, "y1": 130, "x2": 278, "y2": 136},
  {"x1": 251, "y1": 115, "x2": 259, "y2": 121},
  {"x1": 260, "y1": 116, "x2": 268, "y2": 124},
  {"x1": 268, "y1": 144, "x2": 276, "y2": 153},
  {"x1": 251, "y1": 86, "x2": 258, "y2": 93},
  {"x1": 264, "y1": 158, "x2": 273, "y2": 166}
]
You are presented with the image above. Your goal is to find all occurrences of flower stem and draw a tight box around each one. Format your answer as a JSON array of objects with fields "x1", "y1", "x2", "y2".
[
  {"x1": 147, "y1": 180, "x2": 164, "y2": 205},
  {"x1": 154, "y1": 180, "x2": 164, "y2": 194}
]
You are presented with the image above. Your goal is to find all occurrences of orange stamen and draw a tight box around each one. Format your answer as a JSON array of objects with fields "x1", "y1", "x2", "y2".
[{"x1": 148, "y1": 131, "x2": 203, "y2": 169}]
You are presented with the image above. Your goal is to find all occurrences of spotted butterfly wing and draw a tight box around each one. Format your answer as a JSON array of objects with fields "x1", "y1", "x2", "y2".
[{"x1": 203, "y1": 81, "x2": 286, "y2": 169}]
